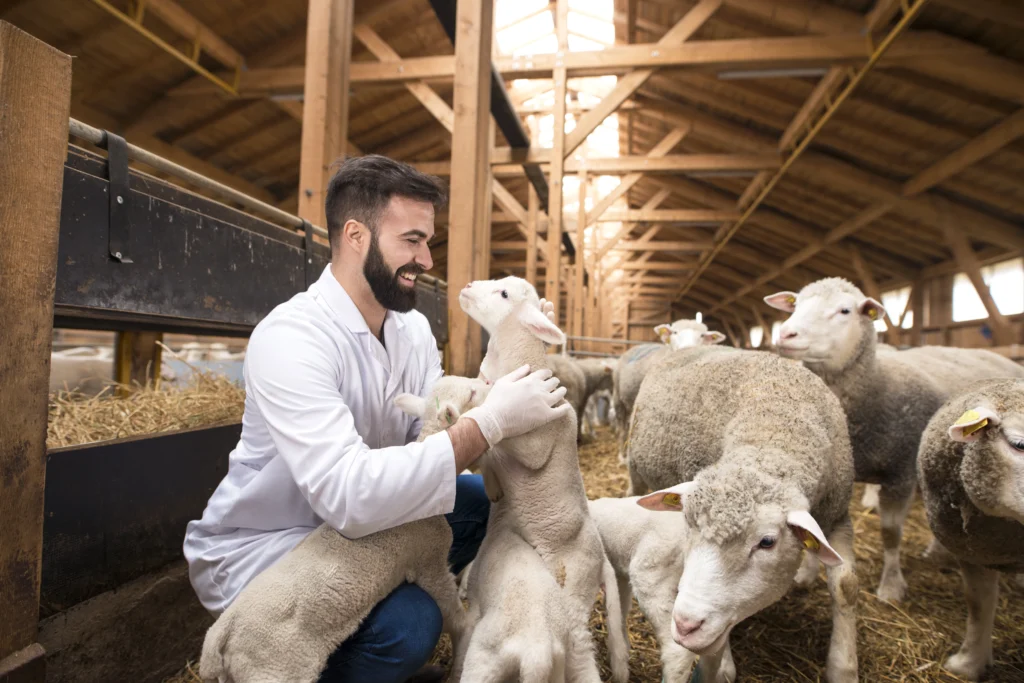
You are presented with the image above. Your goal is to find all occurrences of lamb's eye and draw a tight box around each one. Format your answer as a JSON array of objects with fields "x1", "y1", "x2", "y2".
[
  {"x1": 757, "y1": 536, "x2": 776, "y2": 550},
  {"x1": 1010, "y1": 439, "x2": 1024, "y2": 453},
  {"x1": 839, "y1": 308, "x2": 851, "y2": 315},
  {"x1": 501, "y1": 290, "x2": 509, "y2": 299}
]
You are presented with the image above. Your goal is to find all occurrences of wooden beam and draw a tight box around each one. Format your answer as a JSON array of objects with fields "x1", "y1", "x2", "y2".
[
  {"x1": 527, "y1": 183, "x2": 539, "y2": 286},
  {"x1": 933, "y1": 0, "x2": 1024, "y2": 29},
  {"x1": 545, "y1": 0, "x2": 569, "y2": 314},
  {"x1": 0, "y1": 19, "x2": 71, "y2": 675},
  {"x1": 864, "y1": 0, "x2": 903, "y2": 32},
  {"x1": 597, "y1": 209, "x2": 741, "y2": 223},
  {"x1": 568, "y1": 153, "x2": 779, "y2": 174},
  {"x1": 619, "y1": 262, "x2": 696, "y2": 271},
  {"x1": 297, "y1": 0, "x2": 353, "y2": 229},
  {"x1": 114, "y1": 331, "x2": 164, "y2": 393},
  {"x1": 144, "y1": 0, "x2": 245, "y2": 68},
  {"x1": 446, "y1": 0, "x2": 493, "y2": 376},
  {"x1": 573, "y1": 171, "x2": 587, "y2": 338},
  {"x1": 561, "y1": 0, "x2": 721, "y2": 158},
  {"x1": 611, "y1": 240, "x2": 714, "y2": 252},
  {"x1": 848, "y1": 243, "x2": 898, "y2": 342},
  {"x1": 910, "y1": 280, "x2": 924, "y2": 346}
]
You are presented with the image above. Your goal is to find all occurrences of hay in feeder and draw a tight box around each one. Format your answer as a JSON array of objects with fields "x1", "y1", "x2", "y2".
[{"x1": 164, "y1": 427, "x2": 1024, "y2": 683}]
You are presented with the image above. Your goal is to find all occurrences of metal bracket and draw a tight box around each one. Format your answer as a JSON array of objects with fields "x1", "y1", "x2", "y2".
[
  {"x1": 103, "y1": 130, "x2": 133, "y2": 264},
  {"x1": 302, "y1": 220, "x2": 316, "y2": 288}
]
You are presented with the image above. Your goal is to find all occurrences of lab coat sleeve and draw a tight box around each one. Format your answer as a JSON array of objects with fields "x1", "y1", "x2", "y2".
[
  {"x1": 244, "y1": 318, "x2": 457, "y2": 539},
  {"x1": 407, "y1": 333, "x2": 445, "y2": 443}
]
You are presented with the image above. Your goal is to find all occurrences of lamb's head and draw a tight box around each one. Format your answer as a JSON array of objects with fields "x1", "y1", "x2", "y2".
[
  {"x1": 653, "y1": 319, "x2": 726, "y2": 350},
  {"x1": 458, "y1": 276, "x2": 541, "y2": 335},
  {"x1": 947, "y1": 380, "x2": 1024, "y2": 524},
  {"x1": 637, "y1": 464, "x2": 843, "y2": 656},
  {"x1": 765, "y1": 278, "x2": 884, "y2": 373},
  {"x1": 394, "y1": 376, "x2": 491, "y2": 439}
]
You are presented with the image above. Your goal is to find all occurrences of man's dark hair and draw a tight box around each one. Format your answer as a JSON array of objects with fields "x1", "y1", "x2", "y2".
[{"x1": 325, "y1": 154, "x2": 447, "y2": 251}]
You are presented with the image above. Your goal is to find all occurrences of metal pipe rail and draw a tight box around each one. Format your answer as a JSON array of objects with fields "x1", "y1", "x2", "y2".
[{"x1": 564, "y1": 334, "x2": 651, "y2": 346}]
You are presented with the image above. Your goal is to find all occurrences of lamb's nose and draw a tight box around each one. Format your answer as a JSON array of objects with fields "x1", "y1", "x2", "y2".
[
  {"x1": 780, "y1": 327, "x2": 799, "y2": 340},
  {"x1": 675, "y1": 617, "x2": 704, "y2": 638}
]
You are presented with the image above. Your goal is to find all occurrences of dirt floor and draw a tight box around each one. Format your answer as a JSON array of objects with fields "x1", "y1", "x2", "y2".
[{"x1": 166, "y1": 426, "x2": 1024, "y2": 682}]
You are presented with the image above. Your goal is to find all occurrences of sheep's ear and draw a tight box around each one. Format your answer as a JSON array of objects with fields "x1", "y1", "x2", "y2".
[
  {"x1": 764, "y1": 292, "x2": 798, "y2": 312},
  {"x1": 439, "y1": 401, "x2": 461, "y2": 427},
  {"x1": 394, "y1": 393, "x2": 427, "y2": 418},
  {"x1": 518, "y1": 304, "x2": 566, "y2": 346},
  {"x1": 859, "y1": 297, "x2": 885, "y2": 322},
  {"x1": 637, "y1": 481, "x2": 698, "y2": 512},
  {"x1": 654, "y1": 324, "x2": 672, "y2": 344},
  {"x1": 787, "y1": 510, "x2": 843, "y2": 567},
  {"x1": 702, "y1": 331, "x2": 726, "y2": 345},
  {"x1": 948, "y1": 406, "x2": 1000, "y2": 442}
]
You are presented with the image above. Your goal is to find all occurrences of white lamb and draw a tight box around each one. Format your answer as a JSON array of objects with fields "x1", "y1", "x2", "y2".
[
  {"x1": 196, "y1": 379, "x2": 479, "y2": 683},
  {"x1": 455, "y1": 276, "x2": 629, "y2": 683}
]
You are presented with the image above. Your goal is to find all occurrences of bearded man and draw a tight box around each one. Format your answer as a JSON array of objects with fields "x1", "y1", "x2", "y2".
[{"x1": 183, "y1": 155, "x2": 569, "y2": 683}]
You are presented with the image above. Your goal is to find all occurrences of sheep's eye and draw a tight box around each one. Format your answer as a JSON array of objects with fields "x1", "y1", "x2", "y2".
[
  {"x1": 757, "y1": 536, "x2": 776, "y2": 550},
  {"x1": 839, "y1": 308, "x2": 851, "y2": 315},
  {"x1": 1009, "y1": 439, "x2": 1024, "y2": 453},
  {"x1": 501, "y1": 290, "x2": 509, "y2": 299}
]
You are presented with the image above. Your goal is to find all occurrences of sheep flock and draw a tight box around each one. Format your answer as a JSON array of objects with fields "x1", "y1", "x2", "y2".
[{"x1": 188, "y1": 276, "x2": 1023, "y2": 683}]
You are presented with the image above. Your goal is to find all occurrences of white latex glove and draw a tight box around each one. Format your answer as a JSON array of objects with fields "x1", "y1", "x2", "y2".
[
  {"x1": 462, "y1": 364, "x2": 572, "y2": 447},
  {"x1": 538, "y1": 298, "x2": 556, "y2": 323}
]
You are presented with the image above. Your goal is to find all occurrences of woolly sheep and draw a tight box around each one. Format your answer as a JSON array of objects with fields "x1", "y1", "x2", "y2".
[
  {"x1": 917, "y1": 379, "x2": 1024, "y2": 681},
  {"x1": 765, "y1": 277, "x2": 1024, "y2": 601},
  {"x1": 611, "y1": 319, "x2": 724, "y2": 463},
  {"x1": 196, "y1": 378, "x2": 479, "y2": 683},
  {"x1": 457, "y1": 276, "x2": 628, "y2": 683},
  {"x1": 626, "y1": 345, "x2": 859, "y2": 682},
  {"x1": 576, "y1": 357, "x2": 615, "y2": 441}
]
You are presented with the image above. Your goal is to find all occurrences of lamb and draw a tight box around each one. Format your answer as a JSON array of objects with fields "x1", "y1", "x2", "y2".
[
  {"x1": 612, "y1": 319, "x2": 725, "y2": 463},
  {"x1": 916, "y1": 378, "x2": 1024, "y2": 681},
  {"x1": 626, "y1": 345, "x2": 858, "y2": 682},
  {"x1": 196, "y1": 378, "x2": 478, "y2": 683},
  {"x1": 456, "y1": 276, "x2": 628, "y2": 683},
  {"x1": 576, "y1": 357, "x2": 615, "y2": 441},
  {"x1": 765, "y1": 277, "x2": 1024, "y2": 601}
]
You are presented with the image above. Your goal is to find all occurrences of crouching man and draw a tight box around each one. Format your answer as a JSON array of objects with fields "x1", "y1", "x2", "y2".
[{"x1": 183, "y1": 155, "x2": 568, "y2": 683}]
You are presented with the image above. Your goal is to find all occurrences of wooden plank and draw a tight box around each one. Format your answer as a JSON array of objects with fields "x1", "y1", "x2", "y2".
[
  {"x1": 144, "y1": 0, "x2": 245, "y2": 68},
  {"x1": 933, "y1": 0, "x2": 1024, "y2": 29},
  {"x1": 567, "y1": 153, "x2": 779, "y2": 174},
  {"x1": 847, "y1": 243, "x2": 897, "y2": 342},
  {"x1": 910, "y1": 280, "x2": 924, "y2": 347},
  {"x1": 864, "y1": 0, "x2": 903, "y2": 32},
  {"x1": 619, "y1": 262, "x2": 696, "y2": 271},
  {"x1": 545, "y1": 0, "x2": 569, "y2": 316},
  {"x1": 526, "y1": 184, "x2": 539, "y2": 286},
  {"x1": 611, "y1": 240, "x2": 714, "y2": 252},
  {"x1": 596, "y1": 209, "x2": 741, "y2": 223},
  {"x1": 778, "y1": 67, "x2": 851, "y2": 152},
  {"x1": 573, "y1": 171, "x2": 587, "y2": 338},
  {"x1": 0, "y1": 18, "x2": 71, "y2": 669},
  {"x1": 446, "y1": 0, "x2": 493, "y2": 376},
  {"x1": 297, "y1": 0, "x2": 353, "y2": 229},
  {"x1": 114, "y1": 331, "x2": 164, "y2": 393}
]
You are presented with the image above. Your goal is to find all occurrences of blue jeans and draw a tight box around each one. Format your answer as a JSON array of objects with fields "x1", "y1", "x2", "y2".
[{"x1": 317, "y1": 474, "x2": 489, "y2": 683}]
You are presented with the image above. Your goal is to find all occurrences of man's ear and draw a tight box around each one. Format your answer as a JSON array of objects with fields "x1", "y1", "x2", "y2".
[
  {"x1": 394, "y1": 393, "x2": 427, "y2": 418},
  {"x1": 787, "y1": 510, "x2": 843, "y2": 567},
  {"x1": 637, "y1": 481, "x2": 698, "y2": 512},
  {"x1": 764, "y1": 292, "x2": 798, "y2": 313},
  {"x1": 948, "y1": 406, "x2": 1000, "y2": 442},
  {"x1": 702, "y1": 331, "x2": 727, "y2": 345},
  {"x1": 517, "y1": 304, "x2": 566, "y2": 346},
  {"x1": 342, "y1": 218, "x2": 369, "y2": 252}
]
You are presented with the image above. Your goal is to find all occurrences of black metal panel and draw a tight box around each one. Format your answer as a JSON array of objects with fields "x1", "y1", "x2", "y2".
[{"x1": 40, "y1": 423, "x2": 241, "y2": 614}]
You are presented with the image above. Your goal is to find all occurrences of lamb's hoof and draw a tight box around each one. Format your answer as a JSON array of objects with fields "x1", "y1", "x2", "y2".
[
  {"x1": 825, "y1": 660, "x2": 858, "y2": 683},
  {"x1": 944, "y1": 651, "x2": 991, "y2": 681},
  {"x1": 875, "y1": 575, "x2": 908, "y2": 603}
]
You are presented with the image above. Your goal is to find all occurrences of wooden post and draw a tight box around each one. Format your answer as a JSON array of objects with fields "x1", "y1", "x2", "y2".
[
  {"x1": 848, "y1": 243, "x2": 898, "y2": 342},
  {"x1": 573, "y1": 170, "x2": 587, "y2": 341},
  {"x1": 297, "y1": 0, "x2": 353, "y2": 229},
  {"x1": 446, "y1": 0, "x2": 493, "y2": 376},
  {"x1": 544, "y1": 0, "x2": 569, "y2": 318},
  {"x1": 721, "y1": 318, "x2": 740, "y2": 347},
  {"x1": 911, "y1": 280, "x2": 924, "y2": 347},
  {"x1": 0, "y1": 20, "x2": 72, "y2": 680},
  {"x1": 114, "y1": 331, "x2": 164, "y2": 392},
  {"x1": 750, "y1": 304, "x2": 771, "y2": 348},
  {"x1": 526, "y1": 183, "x2": 539, "y2": 286}
]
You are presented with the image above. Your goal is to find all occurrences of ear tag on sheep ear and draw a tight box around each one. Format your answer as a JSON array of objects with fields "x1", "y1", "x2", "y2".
[
  {"x1": 786, "y1": 296, "x2": 796, "y2": 305},
  {"x1": 866, "y1": 307, "x2": 878, "y2": 320},
  {"x1": 662, "y1": 492, "x2": 682, "y2": 509},
  {"x1": 794, "y1": 527, "x2": 820, "y2": 551},
  {"x1": 955, "y1": 409, "x2": 988, "y2": 437}
]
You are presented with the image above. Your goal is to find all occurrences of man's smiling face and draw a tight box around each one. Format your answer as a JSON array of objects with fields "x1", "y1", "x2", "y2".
[{"x1": 362, "y1": 195, "x2": 435, "y2": 313}]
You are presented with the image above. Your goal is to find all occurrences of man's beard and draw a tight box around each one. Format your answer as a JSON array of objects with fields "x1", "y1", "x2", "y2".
[{"x1": 363, "y1": 232, "x2": 422, "y2": 313}]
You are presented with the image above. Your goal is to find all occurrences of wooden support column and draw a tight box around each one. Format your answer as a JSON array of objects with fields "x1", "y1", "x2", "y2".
[
  {"x1": 721, "y1": 318, "x2": 740, "y2": 348},
  {"x1": 573, "y1": 171, "x2": 587, "y2": 341},
  {"x1": 0, "y1": 20, "x2": 72, "y2": 680},
  {"x1": 114, "y1": 331, "x2": 164, "y2": 392},
  {"x1": 848, "y1": 243, "x2": 898, "y2": 342},
  {"x1": 544, "y1": 0, "x2": 568, "y2": 318},
  {"x1": 910, "y1": 280, "x2": 924, "y2": 347},
  {"x1": 446, "y1": 0, "x2": 494, "y2": 376},
  {"x1": 526, "y1": 183, "x2": 539, "y2": 286},
  {"x1": 298, "y1": 0, "x2": 353, "y2": 229}
]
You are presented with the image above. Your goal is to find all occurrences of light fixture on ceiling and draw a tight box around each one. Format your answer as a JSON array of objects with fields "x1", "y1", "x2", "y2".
[{"x1": 716, "y1": 67, "x2": 829, "y2": 80}]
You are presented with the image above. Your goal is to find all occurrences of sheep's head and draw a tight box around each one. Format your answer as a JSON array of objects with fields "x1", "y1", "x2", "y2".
[
  {"x1": 637, "y1": 466, "x2": 842, "y2": 656},
  {"x1": 459, "y1": 276, "x2": 564, "y2": 346},
  {"x1": 654, "y1": 319, "x2": 727, "y2": 350},
  {"x1": 394, "y1": 376, "x2": 491, "y2": 439},
  {"x1": 947, "y1": 382, "x2": 1024, "y2": 524},
  {"x1": 765, "y1": 278, "x2": 884, "y2": 373}
]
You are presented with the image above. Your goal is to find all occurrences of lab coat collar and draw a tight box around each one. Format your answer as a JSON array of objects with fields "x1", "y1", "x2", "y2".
[{"x1": 315, "y1": 265, "x2": 408, "y2": 337}]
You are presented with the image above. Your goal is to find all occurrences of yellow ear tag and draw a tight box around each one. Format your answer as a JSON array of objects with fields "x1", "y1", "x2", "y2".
[
  {"x1": 955, "y1": 409, "x2": 988, "y2": 437},
  {"x1": 867, "y1": 308, "x2": 878, "y2": 320},
  {"x1": 662, "y1": 493, "x2": 682, "y2": 508},
  {"x1": 802, "y1": 536, "x2": 820, "y2": 551},
  {"x1": 786, "y1": 296, "x2": 796, "y2": 305}
]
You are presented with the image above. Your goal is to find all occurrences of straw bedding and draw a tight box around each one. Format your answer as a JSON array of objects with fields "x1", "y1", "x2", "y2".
[{"x1": 49, "y1": 391, "x2": 1013, "y2": 683}]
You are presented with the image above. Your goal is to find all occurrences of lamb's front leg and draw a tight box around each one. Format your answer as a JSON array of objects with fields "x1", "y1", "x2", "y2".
[
  {"x1": 633, "y1": 583, "x2": 697, "y2": 683},
  {"x1": 566, "y1": 622, "x2": 602, "y2": 683},
  {"x1": 415, "y1": 565, "x2": 467, "y2": 678},
  {"x1": 944, "y1": 562, "x2": 999, "y2": 681},
  {"x1": 876, "y1": 483, "x2": 913, "y2": 602},
  {"x1": 691, "y1": 637, "x2": 735, "y2": 683},
  {"x1": 824, "y1": 517, "x2": 858, "y2": 683}
]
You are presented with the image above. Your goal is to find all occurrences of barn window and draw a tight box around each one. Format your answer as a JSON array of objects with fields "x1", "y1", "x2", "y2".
[
  {"x1": 749, "y1": 326, "x2": 764, "y2": 348},
  {"x1": 875, "y1": 286, "x2": 914, "y2": 332},
  {"x1": 771, "y1": 321, "x2": 782, "y2": 346},
  {"x1": 952, "y1": 257, "x2": 1024, "y2": 322}
]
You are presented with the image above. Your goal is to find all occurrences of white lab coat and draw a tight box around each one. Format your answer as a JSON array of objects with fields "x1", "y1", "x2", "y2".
[{"x1": 183, "y1": 265, "x2": 454, "y2": 615}]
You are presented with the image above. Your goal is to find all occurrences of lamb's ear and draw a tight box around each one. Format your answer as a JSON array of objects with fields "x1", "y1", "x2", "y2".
[
  {"x1": 859, "y1": 297, "x2": 886, "y2": 322},
  {"x1": 637, "y1": 481, "x2": 698, "y2": 512},
  {"x1": 702, "y1": 331, "x2": 727, "y2": 345},
  {"x1": 948, "y1": 406, "x2": 1000, "y2": 442},
  {"x1": 394, "y1": 393, "x2": 427, "y2": 418},
  {"x1": 787, "y1": 510, "x2": 843, "y2": 567},
  {"x1": 439, "y1": 401, "x2": 461, "y2": 427},
  {"x1": 654, "y1": 324, "x2": 672, "y2": 344},
  {"x1": 764, "y1": 292, "x2": 798, "y2": 312},
  {"x1": 518, "y1": 304, "x2": 566, "y2": 346}
]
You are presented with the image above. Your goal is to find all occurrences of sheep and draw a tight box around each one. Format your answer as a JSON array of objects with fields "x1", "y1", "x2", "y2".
[
  {"x1": 196, "y1": 378, "x2": 480, "y2": 683},
  {"x1": 583, "y1": 388, "x2": 614, "y2": 439},
  {"x1": 916, "y1": 378, "x2": 1024, "y2": 681},
  {"x1": 576, "y1": 357, "x2": 615, "y2": 441},
  {"x1": 626, "y1": 345, "x2": 859, "y2": 683},
  {"x1": 764, "y1": 277, "x2": 1024, "y2": 601},
  {"x1": 611, "y1": 319, "x2": 725, "y2": 463},
  {"x1": 457, "y1": 276, "x2": 628, "y2": 683}
]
